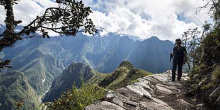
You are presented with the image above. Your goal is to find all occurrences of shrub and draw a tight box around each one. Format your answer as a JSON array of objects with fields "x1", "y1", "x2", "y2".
[{"x1": 46, "y1": 84, "x2": 106, "y2": 110}]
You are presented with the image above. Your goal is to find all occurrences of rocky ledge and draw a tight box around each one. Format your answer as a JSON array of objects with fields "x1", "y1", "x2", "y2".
[{"x1": 85, "y1": 71, "x2": 201, "y2": 110}]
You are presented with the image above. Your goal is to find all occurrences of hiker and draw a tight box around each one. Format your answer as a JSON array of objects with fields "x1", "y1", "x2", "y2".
[{"x1": 170, "y1": 39, "x2": 187, "y2": 81}]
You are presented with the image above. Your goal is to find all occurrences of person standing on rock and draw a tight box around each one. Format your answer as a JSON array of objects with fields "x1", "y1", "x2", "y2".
[{"x1": 170, "y1": 39, "x2": 187, "y2": 81}]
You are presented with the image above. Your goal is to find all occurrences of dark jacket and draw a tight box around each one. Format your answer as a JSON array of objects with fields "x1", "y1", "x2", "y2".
[{"x1": 172, "y1": 45, "x2": 187, "y2": 63}]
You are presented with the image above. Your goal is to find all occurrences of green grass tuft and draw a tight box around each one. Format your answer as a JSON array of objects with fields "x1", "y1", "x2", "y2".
[{"x1": 46, "y1": 83, "x2": 106, "y2": 110}]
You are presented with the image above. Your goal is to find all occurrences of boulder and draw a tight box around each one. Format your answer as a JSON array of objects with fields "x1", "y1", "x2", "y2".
[
  {"x1": 127, "y1": 85, "x2": 152, "y2": 99},
  {"x1": 85, "y1": 101, "x2": 125, "y2": 110},
  {"x1": 176, "y1": 99, "x2": 194, "y2": 109},
  {"x1": 140, "y1": 100, "x2": 174, "y2": 110},
  {"x1": 156, "y1": 84, "x2": 173, "y2": 95}
]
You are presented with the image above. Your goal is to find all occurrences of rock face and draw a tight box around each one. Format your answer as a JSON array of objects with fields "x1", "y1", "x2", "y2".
[{"x1": 86, "y1": 71, "x2": 194, "y2": 110}]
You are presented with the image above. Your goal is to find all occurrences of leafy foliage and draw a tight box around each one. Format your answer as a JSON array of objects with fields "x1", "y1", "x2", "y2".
[
  {"x1": 0, "y1": 0, "x2": 96, "y2": 68},
  {"x1": 186, "y1": 29, "x2": 220, "y2": 106},
  {"x1": 19, "y1": 0, "x2": 96, "y2": 37},
  {"x1": 45, "y1": 84, "x2": 106, "y2": 110},
  {"x1": 185, "y1": 0, "x2": 220, "y2": 108},
  {"x1": 181, "y1": 27, "x2": 201, "y2": 69}
]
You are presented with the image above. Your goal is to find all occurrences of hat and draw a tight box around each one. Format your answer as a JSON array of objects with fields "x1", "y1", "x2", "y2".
[{"x1": 176, "y1": 39, "x2": 181, "y2": 42}]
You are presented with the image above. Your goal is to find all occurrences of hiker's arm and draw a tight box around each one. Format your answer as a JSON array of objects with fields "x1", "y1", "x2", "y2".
[
  {"x1": 170, "y1": 53, "x2": 173, "y2": 61},
  {"x1": 183, "y1": 47, "x2": 187, "y2": 64},
  {"x1": 170, "y1": 47, "x2": 175, "y2": 61}
]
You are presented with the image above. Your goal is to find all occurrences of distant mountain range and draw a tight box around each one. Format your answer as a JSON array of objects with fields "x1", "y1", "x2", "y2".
[
  {"x1": 0, "y1": 31, "x2": 173, "y2": 110},
  {"x1": 2, "y1": 32, "x2": 173, "y2": 93}
]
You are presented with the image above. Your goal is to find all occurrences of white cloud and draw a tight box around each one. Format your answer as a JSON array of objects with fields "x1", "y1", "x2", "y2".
[
  {"x1": 0, "y1": 0, "x2": 211, "y2": 41},
  {"x1": 85, "y1": 0, "x2": 211, "y2": 41}
]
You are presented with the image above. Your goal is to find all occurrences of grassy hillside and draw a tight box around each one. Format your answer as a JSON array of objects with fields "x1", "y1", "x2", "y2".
[{"x1": 98, "y1": 61, "x2": 152, "y2": 89}]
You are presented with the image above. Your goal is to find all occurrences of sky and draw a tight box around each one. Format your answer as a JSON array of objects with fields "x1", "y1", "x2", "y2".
[{"x1": 0, "y1": 0, "x2": 212, "y2": 41}]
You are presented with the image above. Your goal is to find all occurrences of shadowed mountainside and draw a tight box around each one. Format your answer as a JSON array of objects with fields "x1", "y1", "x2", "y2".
[
  {"x1": 43, "y1": 62, "x2": 98, "y2": 102},
  {"x1": 0, "y1": 72, "x2": 40, "y2": 110}
]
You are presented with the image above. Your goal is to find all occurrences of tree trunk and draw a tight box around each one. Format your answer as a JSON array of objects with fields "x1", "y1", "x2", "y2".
[{"x1": 4, "y1": 0, "x2": 15, "y2": 38}]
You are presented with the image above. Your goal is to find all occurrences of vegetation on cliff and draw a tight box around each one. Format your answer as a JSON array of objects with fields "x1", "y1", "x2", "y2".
[{"x1": 185, "y1": 0, "x2": 220, "y2": 108}]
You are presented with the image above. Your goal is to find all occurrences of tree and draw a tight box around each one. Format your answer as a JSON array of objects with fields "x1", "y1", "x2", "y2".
[
  {"x1": 181, "y1": 0, "x2": 219, "y2": 70},
  {"x1": 185, "y1": 0, "x2": 220, "y2": 108},
  {"x1": 182, "y1": 27, "x2": 201, "y2": 69},
  {"x1": 201, "y1": 0, "x2": 220, "y2": 26},
  {"x1": 0, "y1": 0, "x2": 96, "y2": 68}
]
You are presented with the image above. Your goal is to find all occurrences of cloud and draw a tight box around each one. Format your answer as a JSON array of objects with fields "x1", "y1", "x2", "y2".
[
  {"x1": 0, "y1": 0, "x2": 211, "y2": 41},
  {"x1": 85, "y1": 0, "x2": 211, "y2": 40}
]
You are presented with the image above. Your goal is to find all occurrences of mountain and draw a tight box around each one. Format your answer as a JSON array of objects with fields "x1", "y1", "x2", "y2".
[
  {"x1": 127, "y1": 36, "x2": 173, "y2": 72},
  {"x1": 43, "y1": 62, "x2": 99, "y2": 102},
  {"x1": 2, "y1": 38, "x2": 64, "y2": 95},
  {"x1": 0, "y1": 72, "x2": 40, "y2": 110}
]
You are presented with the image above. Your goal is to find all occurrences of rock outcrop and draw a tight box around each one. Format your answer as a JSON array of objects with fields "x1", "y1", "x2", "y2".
[{"x1": 86, "y1": 71, "x2": 195, "y2": 110}]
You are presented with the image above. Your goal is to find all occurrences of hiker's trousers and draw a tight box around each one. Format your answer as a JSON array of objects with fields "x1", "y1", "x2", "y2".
[{"x1": 172, "y1": 58, "x2": 184, "y2": 81}]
